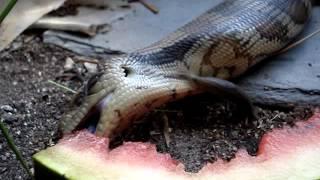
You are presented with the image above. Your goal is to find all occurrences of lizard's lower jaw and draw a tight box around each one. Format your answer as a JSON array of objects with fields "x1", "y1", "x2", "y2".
[
  {"x1": 93, "y1": 80, "x2": 200, "y2": 138},
  {"x1": 61, "y1": 78, "x2": 199, "y2": 139}
]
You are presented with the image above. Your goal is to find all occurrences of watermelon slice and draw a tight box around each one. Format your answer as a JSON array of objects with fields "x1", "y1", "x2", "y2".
[{"x1": 33, "y1": 111, "x2": 320, "y2": 180}]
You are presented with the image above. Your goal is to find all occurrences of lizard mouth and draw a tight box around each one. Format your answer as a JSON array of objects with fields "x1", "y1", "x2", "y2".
[{"x1": 73, "y1": 93, "x2": 114, "y2": 134}]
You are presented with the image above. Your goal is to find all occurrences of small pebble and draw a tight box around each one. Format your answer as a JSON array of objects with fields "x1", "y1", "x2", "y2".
[
  {"x1": 0, "y1": 105, "x2": 14, "y2": 113},
  {"x1": 64, "y1": 57, "x2": 75, "y2": 70},
  {"x1": 1, "y1": 113, "x2": 17, "y2": 124},
  {"x1": 84, "y1": 62, "x2": 98, "y2": 73}
]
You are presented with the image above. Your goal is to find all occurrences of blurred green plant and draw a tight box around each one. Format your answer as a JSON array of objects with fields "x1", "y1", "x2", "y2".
[
  {"x1": 0, "y1": 118, "x2": 34, "y2": 179},
  {"x1": 0, "y1": 0, "x2": 17, "y2": 23},
  {"x1": 0, "y1": 1, "x2": 35, "y2": 178}
]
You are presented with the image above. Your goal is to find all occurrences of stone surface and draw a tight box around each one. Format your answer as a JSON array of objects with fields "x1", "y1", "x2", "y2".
[
  {"x1": 43, "y1": 0, "x2": 222, "y2": 55},
  {"x1": 237, "y1": 7, "x2": 320, "y2": 106},
  {"x1": 43, "y1": 0, "x2": 320, "y2": 106}
]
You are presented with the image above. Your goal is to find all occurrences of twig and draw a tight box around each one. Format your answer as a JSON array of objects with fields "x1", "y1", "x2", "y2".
[
  {"x1": 278, "y1": 28, "x2": 320, "y2": 54},
  {"x1": 269, "y1": 114, "x2": 280, "y2": 122},
  {"x1": 0, "y1": 119, "x2": 35, "y2": 180},
  {"x1": 75, "y1": 57, "x2": 100, "y2": 65},
  {"x1": 139, "y1": 0, "x2": 159, "y2": 14},
  {"x1": 47, "y1": 80, "x2": 77, "y2": 94},
  {"x1": 0, "y1": 0, "x2": 17, "y2": 23},
  {"x1": 153, "y1": 108, "x2": 181, "y2": 113},
  {"x1": 162, "y1": 114, "x2": 171, "y2": 147}
]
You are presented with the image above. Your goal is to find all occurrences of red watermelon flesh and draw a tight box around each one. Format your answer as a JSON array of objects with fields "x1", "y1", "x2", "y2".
[{"x1": 33, "y1": 111, "x2": 320, "y2": 180}]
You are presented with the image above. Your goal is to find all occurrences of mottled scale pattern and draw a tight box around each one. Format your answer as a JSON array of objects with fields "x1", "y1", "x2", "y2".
[
  {"x1": 134, "y1": 0, "x2": 311, "y2": 78},
  {"x1": 60, "y1": 0, "x2": 312, "y2": 137}
]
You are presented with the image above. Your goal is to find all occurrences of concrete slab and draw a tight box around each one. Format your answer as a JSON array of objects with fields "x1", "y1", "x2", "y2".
[
  {"x1": 43, "y1": 0, "x2": 222, "y2": 54},
  {"x1": 44, "y1": 0, "x2": 320, "y2": 106}
]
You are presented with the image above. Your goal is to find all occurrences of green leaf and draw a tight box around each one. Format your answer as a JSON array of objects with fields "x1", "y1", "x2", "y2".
[{"x1": 0, "y1": 0, "x2": 18, "y2": 24}]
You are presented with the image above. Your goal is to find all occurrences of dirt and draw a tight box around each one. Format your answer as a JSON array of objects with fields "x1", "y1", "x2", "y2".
[
  {"x1": 0, "y1": 34, "x2": 314, "y2": 179},
  {"x1": 112, "y1": 97, "x2": 313, "y2": 172},
  {"x1": 0, "y1": 34, "x2": 81, "y2": 180}
]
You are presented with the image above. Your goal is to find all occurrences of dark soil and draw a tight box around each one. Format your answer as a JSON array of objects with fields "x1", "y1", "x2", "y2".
[
  {"x1": 0, "y1": 34, "x2": 314, "y2": 179},
  {"x1": 0, "y1": 35, "x2": 81, "y2": 180},
  {"x1": 111, "y1": 97, "x2": 313, "y2": 172}
]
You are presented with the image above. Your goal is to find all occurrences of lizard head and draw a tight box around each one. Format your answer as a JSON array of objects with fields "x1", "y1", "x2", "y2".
[{"x1": 59, "y1": 55, "x2": 197, "y2": 138}]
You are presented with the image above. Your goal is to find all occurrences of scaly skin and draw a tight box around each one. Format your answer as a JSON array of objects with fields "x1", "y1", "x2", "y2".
[{"x1": 60, "y1": 0, "x2": 312, "y2": 138}]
